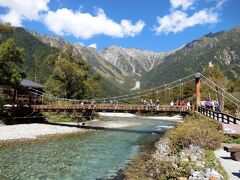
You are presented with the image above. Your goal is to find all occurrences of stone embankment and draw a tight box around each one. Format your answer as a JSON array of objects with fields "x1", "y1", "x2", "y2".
[{"x1": 154, "y1": 139, "x2": 223, "y2": 180}]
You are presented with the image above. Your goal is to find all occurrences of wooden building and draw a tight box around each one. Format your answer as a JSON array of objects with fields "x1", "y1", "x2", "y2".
[{"x1": 1, "y1": 79, "x2": 44, "y2": 106}]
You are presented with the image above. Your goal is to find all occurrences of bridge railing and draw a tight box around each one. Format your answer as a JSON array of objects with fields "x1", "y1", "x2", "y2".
[
  {"x1": 32, "y1": 104, "x2": 191, "y2": 113},
  {"x1": 198, "y1": 106, "x2": 240, "y2": 124}
]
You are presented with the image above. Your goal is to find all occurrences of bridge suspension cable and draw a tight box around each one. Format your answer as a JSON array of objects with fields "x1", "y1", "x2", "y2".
[
  {"x1": 29, "y1": 73, "x2": 240, "y2": 108},
  {"x1": 201, "y1": 79, "x2": 240, "y2": 108},
  {"x1": 95, "y1": 73, "x2": 196, "y2": 101},
  {"x1": 29, "y1": 73, "x2": 196, "y2": 104},
  {"x1": 200, "y1": 73, "x2": 240, "y2": 106}
]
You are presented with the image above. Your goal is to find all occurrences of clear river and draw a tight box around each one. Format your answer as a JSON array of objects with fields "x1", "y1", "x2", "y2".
[{"x1": 0, "y1": 116, "x2": 178, "y2": 180}]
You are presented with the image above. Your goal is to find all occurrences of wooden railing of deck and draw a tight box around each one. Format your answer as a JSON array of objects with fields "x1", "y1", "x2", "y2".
[{"x1": 198, "y1": 106, "x2": 240, "y2": 124}]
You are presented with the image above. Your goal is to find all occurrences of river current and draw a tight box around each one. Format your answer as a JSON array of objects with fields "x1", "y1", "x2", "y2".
[{"x1": 0, "y1": 116, "x2": 177, "y2": 180}]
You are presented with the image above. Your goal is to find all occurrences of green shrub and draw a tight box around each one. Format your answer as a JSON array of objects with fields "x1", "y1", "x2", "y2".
[
  {"x1": 224, "y1": 136, "x2": 240, "y2": 144},
  {"x1": 176, "y1": 160, "x2": 198, "y2": 177},
  {"x1": 165, "y1": 114, "x2": 224, "y2": 151},
  {"x1": 125, "y1": 154, "x2": 199, "y2": 179},
  {"x1": 43, "y1": 112, "x2": 79, "y2": 123},
  {"x1": 125, "y1": 154, "x2": 181, "y2": 180}
]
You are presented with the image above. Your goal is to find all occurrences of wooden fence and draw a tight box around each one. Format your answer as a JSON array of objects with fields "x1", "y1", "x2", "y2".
[{"x1": 198, "y1": 106, "x2": 240, "y2": 124}]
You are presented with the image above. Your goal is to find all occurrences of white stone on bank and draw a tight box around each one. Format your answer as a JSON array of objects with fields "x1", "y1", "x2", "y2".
[
  {"x1": 99, "y1": 112, "x2": 183, "y2": 121},
  {"x1": 145, "y1": 115, "x2": 183, "y2": 120},
  {"x1": 98, "y1": 112, "x2": 136, "y2": 117},
  {"x1": 95, "y1": 121, "x2": 140, "y2": 128},
  {"x1": 0, "y1": 123, "x2": 82, "y2": 141}
]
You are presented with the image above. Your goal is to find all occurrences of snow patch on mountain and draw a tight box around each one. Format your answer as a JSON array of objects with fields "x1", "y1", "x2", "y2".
[{"x1": 131, "y1": 81, "x2": 140, "y2": 91}]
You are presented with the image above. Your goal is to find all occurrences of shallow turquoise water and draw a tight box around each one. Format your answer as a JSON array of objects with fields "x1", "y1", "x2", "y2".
[{"x1": 0, "y1": 116, "x2": 177, "y2": 180}]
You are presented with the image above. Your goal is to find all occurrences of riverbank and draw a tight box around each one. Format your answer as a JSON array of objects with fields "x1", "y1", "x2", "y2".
[
  {"x1": 0, "y1": 120, "x2": 142, "y2": 150},
  {"x1": 0, "y1": 113, "x2": 184, "y2": 149},
  {"x1": 0, "y1": 123, "x2": 84, "y2": 141},
  {"x1": 0, "y1": 117, "x2": 142, "y2": 143},
  {"x1": 124, "y1": 114, "x2": 228, "y2": 179}
]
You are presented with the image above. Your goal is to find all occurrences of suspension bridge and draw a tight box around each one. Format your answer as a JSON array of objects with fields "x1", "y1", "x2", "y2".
[{"x1": 6, "y1": 73, "x2": 240, "y2": 124}]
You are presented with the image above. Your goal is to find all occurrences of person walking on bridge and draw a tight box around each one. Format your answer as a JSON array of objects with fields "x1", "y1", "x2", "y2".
[
  {"x1": 187, "y1": 101, "x2": 191, "y2": 111},
  {"x1": 175, "y1": 100, "x2": 179, "y2": 108},
  {"x1": 80, "y1": 101, "x2": 84, "y2": 108},
  {"x1": 181, "y1": 99, "x2": 185, "y2": 111}
]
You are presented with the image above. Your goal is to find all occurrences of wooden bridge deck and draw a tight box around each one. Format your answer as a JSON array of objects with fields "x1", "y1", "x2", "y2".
[{"x1": 32, "y1": 104, "x2": 191, "y2": 113}]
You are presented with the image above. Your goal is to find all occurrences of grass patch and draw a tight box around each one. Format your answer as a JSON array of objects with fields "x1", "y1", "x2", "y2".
[
  {"x1": 165, "y1": 114, "x2": 224, "y2": 152},
  {"x1": 203, "y1": 150, "x2": 228, "y2": 180},
  {"x1": 125, "y1": 153, "x2": 182, "y2": 180},
  {"x1": 43, "y1": 111, "x2": 101, "y2": 123},
  {"x1": 43, "y1": 112, "x2": 83, "y2": 123},
  {"x1": 224, "y1": 136, "x2": 240, "y2": 144}
]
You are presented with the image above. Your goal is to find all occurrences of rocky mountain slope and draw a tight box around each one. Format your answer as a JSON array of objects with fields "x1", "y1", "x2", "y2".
[
  {"x1": 100, "y1": 46, "x2": 171, "y2": 77},
  {"x1": 34, "y1": 33, "x2": 173, "y2": 90},
  {"x1": 141, "y1": 26, "x2": 240, "y2": 88}
]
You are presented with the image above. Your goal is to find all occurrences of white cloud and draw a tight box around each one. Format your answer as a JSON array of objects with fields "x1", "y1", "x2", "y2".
[
  {"x1": 155, "y1": 9, "x2": 218, "y2": 34},
  {"x1": 154, "y1": 0, "x2": 228, "y2": 35},
  {"x1": 170, "y1": 0, "x2": 195, "y2": 10},
  {"x1": 43, "y1": 8, "x2": 145, "y2": 39},
  {"x1": 215, "y1": 0, "x2": 228, "y2": 10},
  {"x1": 0, "y1": 0, "x2": 49, "y2": 26},
  {"x1": 88, "y1": 43, "x2": 97, "y2": 49}
]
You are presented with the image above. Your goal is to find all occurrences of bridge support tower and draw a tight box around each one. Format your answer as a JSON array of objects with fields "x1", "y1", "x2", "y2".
[{"x1": 195, "y1": 72, "x2": 201, "y2": 110}]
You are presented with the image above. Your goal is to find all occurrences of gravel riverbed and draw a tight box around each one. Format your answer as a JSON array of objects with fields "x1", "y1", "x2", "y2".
[
  {"x1": 0, "y1": 119, "x2": 140, "y2": 141},
  {"x1": 0, "y1": 123, "x2": 84, "y2": 141}
]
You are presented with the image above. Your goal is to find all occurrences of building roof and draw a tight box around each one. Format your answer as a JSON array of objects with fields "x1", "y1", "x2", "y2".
[{"x1": 20, "y1": 79, "x2": 44, "y2": 89}]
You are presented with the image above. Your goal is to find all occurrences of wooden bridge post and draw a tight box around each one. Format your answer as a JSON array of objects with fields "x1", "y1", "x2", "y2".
[{"x1": 195, "y1": 73, "x2": 201, "y2": 110}]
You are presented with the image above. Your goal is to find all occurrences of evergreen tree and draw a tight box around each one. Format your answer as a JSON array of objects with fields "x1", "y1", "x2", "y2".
[
  {"x1": 0, "y1": 38, "x2": 25, "y2": 87},
  {"x1": 46, "y1": 47, "x2": 101, "y2": 99}
]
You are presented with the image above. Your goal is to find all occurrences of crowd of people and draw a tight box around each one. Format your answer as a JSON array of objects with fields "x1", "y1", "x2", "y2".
[
  {"x1": 170, "y1": 99, "x2": 193, "y2": 110},
  {"x1": 82, "y1": 98, "x2": 194, "y2": 111},
  {"x1": 200, "y1": 100, "x2": 221, "y2": 112},
  {"x1": 78, "y1": 97, "x2": 236, "y2": 117},
  {"x1": 139, "y1": 98, "x2": 192, "y2": 111},
  {"x1": 140, "y1": 99, "x2": 161, "y2": 110}
]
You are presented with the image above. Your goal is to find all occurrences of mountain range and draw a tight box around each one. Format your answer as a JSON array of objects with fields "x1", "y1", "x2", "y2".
[
  {"x1": 33, "y1": 33, "x2": 173, "y2": 90},
  {"x1": 1, "y1": 23, "x2": 239, "y2": 95},
  {"x1": 142, "y1": 26, "x2": 240, "y2": 88}
]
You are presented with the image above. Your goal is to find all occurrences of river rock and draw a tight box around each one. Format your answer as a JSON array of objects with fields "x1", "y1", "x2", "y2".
[
  {"x1": 195, "y1": 161, "x2": 205, "y2": 168},
  {"x1": 204, "y1": 168, "x2": 223, "y2": 180},
  {"x1": 153, "y1": 139, "x2": 177, "y2": 162},
  {"x1": 189, "y1": 171, "x2": 206, "y2": 180},
  {"x1": 189, "y1": 169, "x2": 223, "y2": 180},
  {"x1": 180, "y1": 145, "x2": 204, "y2": 161}
]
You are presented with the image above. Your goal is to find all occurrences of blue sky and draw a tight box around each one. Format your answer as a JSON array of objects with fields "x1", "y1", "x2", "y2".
[{"x1": 0, "y1": 0, "x2": 240, "y2": 52}]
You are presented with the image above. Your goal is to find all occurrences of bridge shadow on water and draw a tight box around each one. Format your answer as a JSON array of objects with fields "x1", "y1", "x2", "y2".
[{"x1": 46, "y1": 122, "x2": 165, "y2": 135}]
